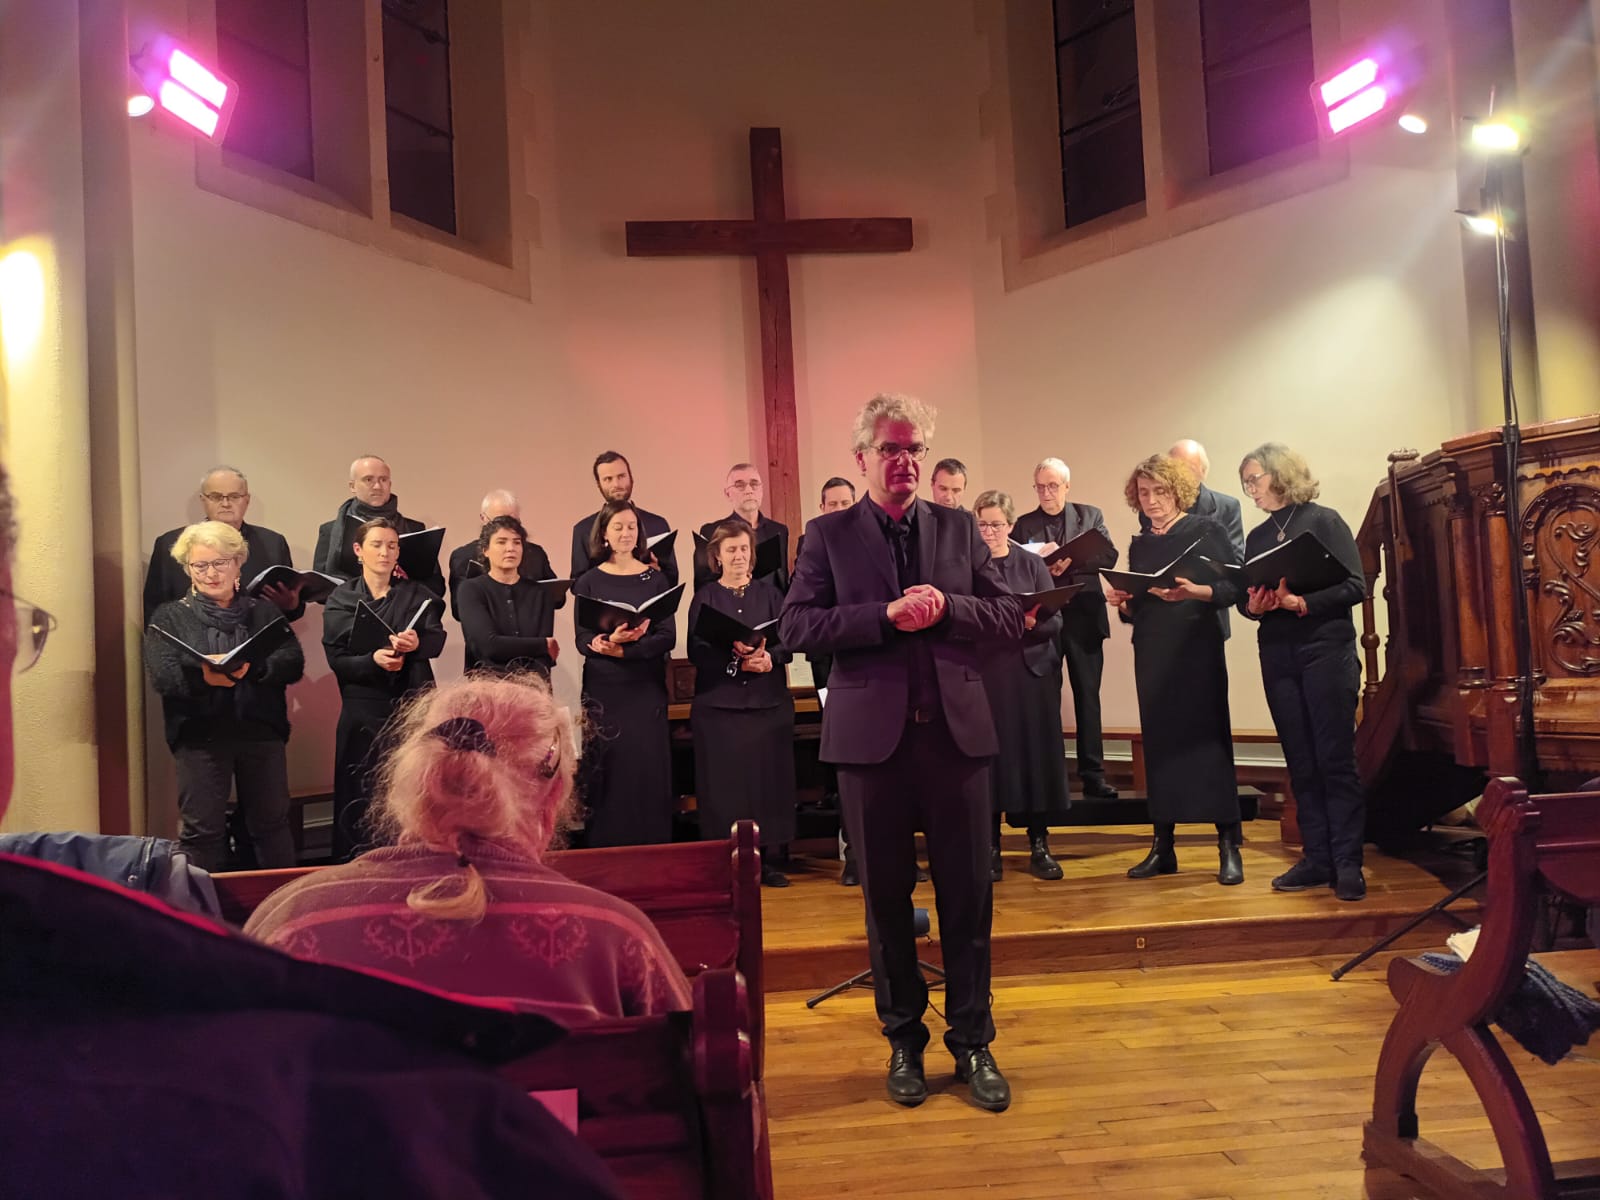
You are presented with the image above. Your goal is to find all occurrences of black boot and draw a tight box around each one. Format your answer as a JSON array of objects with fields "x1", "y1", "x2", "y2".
[
  {"x1": 1028, "y1": 832, "x2": 1063, "y2": 880},
  {"x1": 989, "y1": 843, "x2": 1004, "y2": 883},
  {"x1": 1127, "y1": 823, "x2": 1177, "y2": 878},
  {"x1": 1216, "y1": 822, "x2": 1243, "y2": 886}
]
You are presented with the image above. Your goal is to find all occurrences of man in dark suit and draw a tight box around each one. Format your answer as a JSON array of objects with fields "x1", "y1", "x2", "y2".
[
  {"x1": 693, "y1": 462, "x2": 790, "y2": 592},
  {"x1": 143, "y1": 466, "x2": 302, "y2": 623},
  {"x1": 1011, "y1": 456, "x2": 1120, "y2": 799},
  {"x1": 569, "y1": 451, "x2": 678, "y2": 587},
  {"x1": 446, "y1": 489, "x2": 562, "y2": 670},
  {"x1": 312, "y1": 456, "x2": 445, "y2": 597},
  {"x1": 781, "y1": 393, "x2": 1025, "y2": 1113},
  {"x1": 1139, "y1": 439, "x2": 1245, "y2": 637}
]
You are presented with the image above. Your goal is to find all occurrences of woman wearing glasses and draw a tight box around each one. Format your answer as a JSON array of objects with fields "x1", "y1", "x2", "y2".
[
  {"x1": 143, "y1": 520, "x2": 306, "y2": 872},
  {"x1": 686, "y1": 519, "x2": 795, "y2": 885},
  {"x1": 973, "y1": 491, "x2": 1071, "y2": 881},
  {"x1": 1104, "y1": 455, "x2": 1245, "y2": 885},
  {"x1": 1237, "y1": 444, "x2": 1368, "y2": 900}
]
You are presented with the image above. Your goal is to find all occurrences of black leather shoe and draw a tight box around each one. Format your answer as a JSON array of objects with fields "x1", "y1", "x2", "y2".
[
  {"x1": 1217, "y1": 834, "x2": 1244, "y2": 886},
  {"x1": 1028, "y1": 834, "x2": 1063, "y2": 880},
  {"x1": 761, "y1": 863, "x2": 790, "y2": 888},
  {"x1": 989, "y1": 845, "x2": 1004, "y2": 883},
  {"x1": 1082, "y1": 779, "x2": 1119, "y2": 800},
  {"x1": 1334, "y1": 863, "x2": 1366, "y2": 901},
  {"x1": 886, "y1": 1046, "x2": 927, "y2": 1106},
  {"x1": 1272, "y1": 858, "x2": 1331, "y2": 892},
  {"x1": 839, "y1": 852, "x2": 859, "y2": 887},
  {"x1": 954, "y1": 1047, "x2": 1011, "y2": 1113}
]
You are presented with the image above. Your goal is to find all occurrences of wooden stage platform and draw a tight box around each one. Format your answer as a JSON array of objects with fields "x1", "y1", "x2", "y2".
[{"x1": 761, "y1": 822, "x2": 1483, "y2": 991}]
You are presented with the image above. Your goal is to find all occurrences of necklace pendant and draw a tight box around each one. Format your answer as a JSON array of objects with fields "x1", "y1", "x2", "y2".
[{"x1": 1276, "y1": 530, "x2": 1285, "y2": 543}]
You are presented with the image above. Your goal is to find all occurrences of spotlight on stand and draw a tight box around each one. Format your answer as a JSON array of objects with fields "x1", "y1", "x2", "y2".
[
  {"x1": 1455, "y1": 209, "x2": 1503, "y2": 237},
  {"x1": 1469, "y1": 117, "x2": 1527, "y2": 154},
  {"x1": 1312, "y1": 44, "x2": 1426, "y2": 139},
  {"x1": 129, "y1": 37, "x2": 237, "y2": 141}
]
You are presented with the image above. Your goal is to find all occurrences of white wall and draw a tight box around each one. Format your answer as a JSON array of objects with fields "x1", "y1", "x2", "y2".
[{"x1": 119, "y1": 0, "x2": 1476, "y2": 828}]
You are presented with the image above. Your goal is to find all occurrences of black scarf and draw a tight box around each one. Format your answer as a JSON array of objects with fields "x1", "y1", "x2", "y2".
[
  {"x1": 319, "y1": 495, "x2": 403, "y2": 575},
  {"x1": 188, "y1": 591, "x2": 251, "y2": 657}
]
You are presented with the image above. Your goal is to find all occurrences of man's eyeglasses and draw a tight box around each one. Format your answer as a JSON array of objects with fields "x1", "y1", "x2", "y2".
[
  {"x1": 4, "y1": 592, "x2": 56, "y2": 675},
  {"x1": 1241, "y1": 473, "x2": 1270, "y2": 492},
  {"x1": 187, "y1": 559, "x2": 235, "y2": 576},
  {"x1": 727, "y1": 480, "x2": 762, "y2": 492},
  {"x1": 871, "y1": 443, "x2": 929, "y2": 462},
  {"x1": 976, "y1": 521, "x2": 1009, "y2": 531},
  {"x1": 1033, "y1": 482, "x2": 1064, "y2": 494},
  {"x1": 201, "y1": 492, "x2": 249, "y2": 504}
]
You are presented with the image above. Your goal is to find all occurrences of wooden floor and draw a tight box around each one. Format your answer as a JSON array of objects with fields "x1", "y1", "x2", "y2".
[
  {"x1": 762, "y1": 824, "x2": 1482, "y2": 989},
  {"x1": 764, "y1": 949, "x2": 1600, "y2": 1199}
]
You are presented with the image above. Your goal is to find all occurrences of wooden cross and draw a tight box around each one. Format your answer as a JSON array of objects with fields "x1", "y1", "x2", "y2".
[{"x1": 626, "y1": 127, "x2": 913, "y2": 541}]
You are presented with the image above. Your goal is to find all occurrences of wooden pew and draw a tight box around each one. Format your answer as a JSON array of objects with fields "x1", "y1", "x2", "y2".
[
  {"x1": 1362, "y1": 777, "x2": 1600, "y2": 1198},
  {"x1": 212, "y1": 821, "x2": 766, "y2": 1078},
  {"x1": 502, "y1": 967, "x2": 772, "y2": 1200}
]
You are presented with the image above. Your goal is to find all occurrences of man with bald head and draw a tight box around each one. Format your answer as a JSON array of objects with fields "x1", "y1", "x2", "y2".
[
  {"x1": 693, "y1": 461, "x2": 790, "y2": 592},
  {"x1": 447, "y1": 489, "x2": 561, "y2": 670},
  {"x1": 143, "y1": 466, "x2": 301, "y2": 623},
  {"x1": 314, "y1": 455, "x2": 444, "y2": 597}
]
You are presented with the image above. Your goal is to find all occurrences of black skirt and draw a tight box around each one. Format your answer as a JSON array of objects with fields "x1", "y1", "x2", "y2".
[
  {"x1": 580, "y1": 667, "x2": 673, "y2": 848},
  {"x1": 691, "y1": 702, "x2": 797, "y2": 846},
  {"x1": 982, "y1": 656, "x2": 1071, "y2": 825}
]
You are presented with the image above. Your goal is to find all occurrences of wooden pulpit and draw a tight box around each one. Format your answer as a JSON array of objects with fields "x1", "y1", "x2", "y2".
[{"x1": 1357, "y1": 415, "x2": 1600, "y2": 811}]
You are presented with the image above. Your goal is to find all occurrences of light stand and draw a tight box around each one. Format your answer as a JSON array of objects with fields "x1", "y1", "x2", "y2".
[{"x1": 805, "y1": 905, "x2": 946, "y2": 1009}]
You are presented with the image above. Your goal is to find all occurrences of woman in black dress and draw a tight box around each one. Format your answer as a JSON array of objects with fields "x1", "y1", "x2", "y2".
[
  {"x1": 687, "y1": 520, "x2": 796, "y2": 886},
  {"x1": 973, "y1": 491, "x2": 1070, "y2": 882},
  {"x1": 1104, "y1": 455, "x2": 1244, "y2": 885},
  {"x1": 1237, "y1": 443, "x2": 1369, "y2": 901},
  {"x1": 457, "y1": 515, "x2": 560, "y2": 678},
  {"x1": 572, "y1": 499, "x2": 678, "y2": 847},
  {"x1": 323, "y1": 517, "x2": 446, "y2": 860}
]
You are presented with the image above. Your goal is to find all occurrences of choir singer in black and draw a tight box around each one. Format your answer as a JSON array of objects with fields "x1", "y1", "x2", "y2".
[
  {"x1": 1237, "y1": 443, "x2": 1368, "y2": 901},
  {"x1": 687, "y1": 519, "x2": 796, "y2": 887},
  {"x1": 314, "y1": 456, "x2": 444, "y2": 597},
  {"x1": 322, "y1": 517, "x2": 446, "y2": 860},
  {"x1": 693, "y1": 462, "x2": 790, "y2": 593},
  {"x1": 1104, "y1": 455, "x2": 1243, "y2": 885},
  {"x1": 972, "y1": 490, "x2": 1071, "y2": 881},
  {"x1": 457, "y1": 515, "x2": 562, "y2": 678},
  {"x1": 781, "y1": 392, "x2": 1025, "y2": 1113},
  {"x1": 570, "y1": 451, "x2": 678, "y2": 586}
]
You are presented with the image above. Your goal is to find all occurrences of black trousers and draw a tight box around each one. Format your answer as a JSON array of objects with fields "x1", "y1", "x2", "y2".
[
  {"x1": 332, "y1": 696, "x2": 393, "y2": 862},
  {"x1": 1060, "y1": 615, "x2": 1108, "y2": 784},
  {"x1": 1260, "y1": 636, "x2": 1365, "y2": 868},
  {"x1": 173, "y1": 738, "x2": 295, "y2": 874},
  {"x1": 838, "y1": 718, "x2": 995, "y2": 1056}
]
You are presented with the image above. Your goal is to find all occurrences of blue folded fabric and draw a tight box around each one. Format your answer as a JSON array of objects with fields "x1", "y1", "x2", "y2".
[{"x1": 1420, "y1": 952, "x2": 1600, "y2": 1065}]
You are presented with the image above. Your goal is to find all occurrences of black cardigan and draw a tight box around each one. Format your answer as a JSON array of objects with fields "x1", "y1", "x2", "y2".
[
  {"x1": 144, "y1": 595, "x2": 305, "y2": 749},
  {"x1": 457, "y1": 574, "x2": 557, "y2": 676}
]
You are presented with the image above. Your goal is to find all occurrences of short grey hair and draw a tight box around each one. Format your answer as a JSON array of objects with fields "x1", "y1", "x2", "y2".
[
  {"x1": 199, "y1": 465, "x2": 248, "y2": 492},
  {"x1": 850, "y1": 392, "x2": 937, "y2": 454},
  {"x1": 726, "y1": 462, "x2": 759, "y2": 480},
  {"x1": 1169, "y1": 439, "x2": 1210, "y2": 479},
  {"x1": 480, "y1": 489, "x2": 520, "y2": 515},
  {"x1": 1034, "y1": 457, "x2": 1071, "y2": 484}
]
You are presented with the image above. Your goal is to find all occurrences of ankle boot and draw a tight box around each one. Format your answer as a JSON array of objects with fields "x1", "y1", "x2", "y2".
[
  {"x1": 1028, "y1": 832, "x2": 1063, "y2": 880},
  {"x1": 1216, "y1": 822, "x2": 1243, "y2": 886},
  {"x1": 1127, "y1": 823, "x2": 1177, "y2": 878}
]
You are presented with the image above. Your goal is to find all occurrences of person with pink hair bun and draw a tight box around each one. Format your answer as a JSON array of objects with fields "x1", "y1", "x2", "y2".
[{"x1": 246, "y1": 672, "x2": 691, "y2": 1022}]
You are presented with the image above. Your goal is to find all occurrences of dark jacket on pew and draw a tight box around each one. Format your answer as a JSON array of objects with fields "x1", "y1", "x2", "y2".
[{"x1": 0, "y1": 852, "x2": 624, "y2": 1200}]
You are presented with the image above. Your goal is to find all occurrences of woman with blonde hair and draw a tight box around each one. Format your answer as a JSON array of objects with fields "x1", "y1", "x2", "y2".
[
  {"x1": 1237, "y1": 443, "x2": 1368, "y2": 900},
  {"x1": 1104, "y1": 455, "x2": 1244, "y2": 885},
  {"x1": 144, "y1": 520, "x2": 305, "y2": 872},
  {"x1": 246, "y1": 672, "x2": 692, "y2": 1021}
]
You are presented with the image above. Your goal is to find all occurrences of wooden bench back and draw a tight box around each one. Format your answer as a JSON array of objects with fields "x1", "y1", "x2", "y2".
[
  {"x1": 501, "y1": 969, "x2": 771, "y2": 1200},
  {"x1": 212, "y1": 822, "x2": 766, "y2": 1075},
  {"x1": 1478, "y1": 777, "x2": 1600, "y2": 907}
]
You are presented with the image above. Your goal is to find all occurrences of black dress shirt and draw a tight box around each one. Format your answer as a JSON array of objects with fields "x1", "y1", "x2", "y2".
[{"x1": 866, "y1": 498, "x2": 937, "y2": 711}]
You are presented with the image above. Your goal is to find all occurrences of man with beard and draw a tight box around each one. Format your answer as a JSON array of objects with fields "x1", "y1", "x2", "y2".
[
  {"x1": 313, "y1": 455, "x2": 444, "y2": 597},
  {"x1": 570, "y1": 451, "x2": 677, "y2": 586}
]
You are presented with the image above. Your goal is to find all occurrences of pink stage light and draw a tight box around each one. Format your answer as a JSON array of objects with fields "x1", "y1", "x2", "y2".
[
  {"x1": 1327, "y1": 85, "x2": 1389, "y2": 134},
  {"x1": 158, "y1": 78, "x2": 220, "y2": 137},
  {"x1": 1319, "y1": 58, "x2": 1379, "y2": 108},
  {"x1": 167, "y1": 47, "x2": 229, "y2": 108}
]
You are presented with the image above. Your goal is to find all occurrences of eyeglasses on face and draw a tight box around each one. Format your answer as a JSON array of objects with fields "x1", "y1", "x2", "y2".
[
  {"x1": 3, "y1": 592, "x2": 56, "y2": 675},
  {"x1": 201, "y1": 492, "x2": 248, "y2": 504},
  {"x1": 1241, "y1": 472, "x2": 1271, "y2": 491},
  {"x1": 727, "y1": 480, "x2": 762, "y2": 492},
  {"x1": 871, "y1": 442, "x2": 929, "y2": 462},
  {"x1": 976, "y1": 521, "x2": 1009, "y2": 531},
  {"x1": 187, "y1": 559, "x2": 236, "y2": 576},
  {"x1": 1033, "y1": 482, "x2": 1064, "y2": 494}
]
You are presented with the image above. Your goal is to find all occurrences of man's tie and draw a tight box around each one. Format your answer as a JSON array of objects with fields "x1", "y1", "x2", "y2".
[{"x1": 888, "y1": 518, "x2": 914, "y2": 591}]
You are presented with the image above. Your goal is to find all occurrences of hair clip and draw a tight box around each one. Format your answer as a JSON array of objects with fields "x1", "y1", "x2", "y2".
[{"x1": 430, "y1": 716, "x2": 497, "y2": 757}]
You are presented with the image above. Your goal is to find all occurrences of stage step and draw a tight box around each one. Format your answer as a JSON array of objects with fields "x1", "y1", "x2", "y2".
[{"x1": 1048, "y1": 786, "x2": 1262, "y2": 827}]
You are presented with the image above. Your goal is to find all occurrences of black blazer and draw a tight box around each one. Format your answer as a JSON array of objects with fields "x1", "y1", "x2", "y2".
[
  {"x1": 693, "y1": 512, "x2": 791, "y2": 594},
  {"x1": 322, "y1": 577, "x2": 446, "y2": 700},
  {"x1": 994, "y1": 550, "x2": 1063, "y2": 678},
  {"x1": 143, "y1": 523, "x2": 298, "y2": 625},
  {"x1": 780, "y1": 498, "x2": 1024, "y2": 764},
  {"x1": 569, "y1": 504, "x2": 677, "y2": 588},
  {"x1": 1010, "y1": 503, "x2": 1118, "y2": 642}
]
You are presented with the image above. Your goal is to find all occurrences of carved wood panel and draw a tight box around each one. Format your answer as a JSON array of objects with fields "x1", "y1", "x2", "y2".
[{"x1": 1520, "y1": 482, "x2": 1600, "y2": 676}]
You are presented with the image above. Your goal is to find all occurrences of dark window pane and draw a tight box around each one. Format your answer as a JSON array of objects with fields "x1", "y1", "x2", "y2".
[
  {"x1": 1054, "y1": 0, "x2": 1134, "y2": 43},
  {"x1": 387, "y1": 111, "x2": 456, "y2": 234},
  {"x1": 382, "y1": 15, "x2": 452, "y2": 132},
  {"x1": 214, "y1": 0, "x2": 312, "y2": 180},
  {"x1": 1201, "y1": 0, "x2": 1316, "y2": 174},
  {"x1": 383, "y1": 0, "x2": 449, "y2": 43},
  {"x1": 1056, "y1": 13, "x2": 1139, "y2": 133},
  {"x1": 1061, "y1": 109, "x2": 1144, "y2": 227}
]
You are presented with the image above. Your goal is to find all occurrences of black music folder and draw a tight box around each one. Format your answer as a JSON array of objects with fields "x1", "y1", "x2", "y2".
[
  {"x1": 1099, "y1": 539, "x2": 1207, "y2": 595},
  {"x1": 575, "y1": 581, "x2": 687, "y2": 635},
  {"x1": 151, "y1": 616, "x2": 293, "y2": 674},
  {"x1": 1012, "y1": 582, "x2": 1085, "y2": 618},
  {"x1": 244, "y1": 565, "x2": 343, "y2": 605},
  {"x1": 349, "y1": 597, "x2": 442, "y2": 656},
  {"x1": 693, "y1": 604, "x2": 780, "y2": 651},
  {"x1": 397, "y1": 526, "x2": 445, "y2": 582},
  {"x1": 1208, "y1": 531, "x2": 1349, "y2": 594}
]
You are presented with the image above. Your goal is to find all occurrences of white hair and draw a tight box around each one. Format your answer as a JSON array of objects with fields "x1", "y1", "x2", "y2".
[
  {"x1": 850, "y1": 393, "x2": 938, "y2": 454},
  {"x1": 1169, "y1": 439, "x2": 1210, "y2": 479},
  {"x1": 1034, "y1": 457, "x2": 1071, "y2": 484},
  {"x1": 349, "y1": 455, "x2": 390, "y2": 480},
  {"x1": 199, "y1": 465, "x2": 248, "y2": 492},
  {"x1": 480, "y1": 489, "x2": 520, "y2": 516}
]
